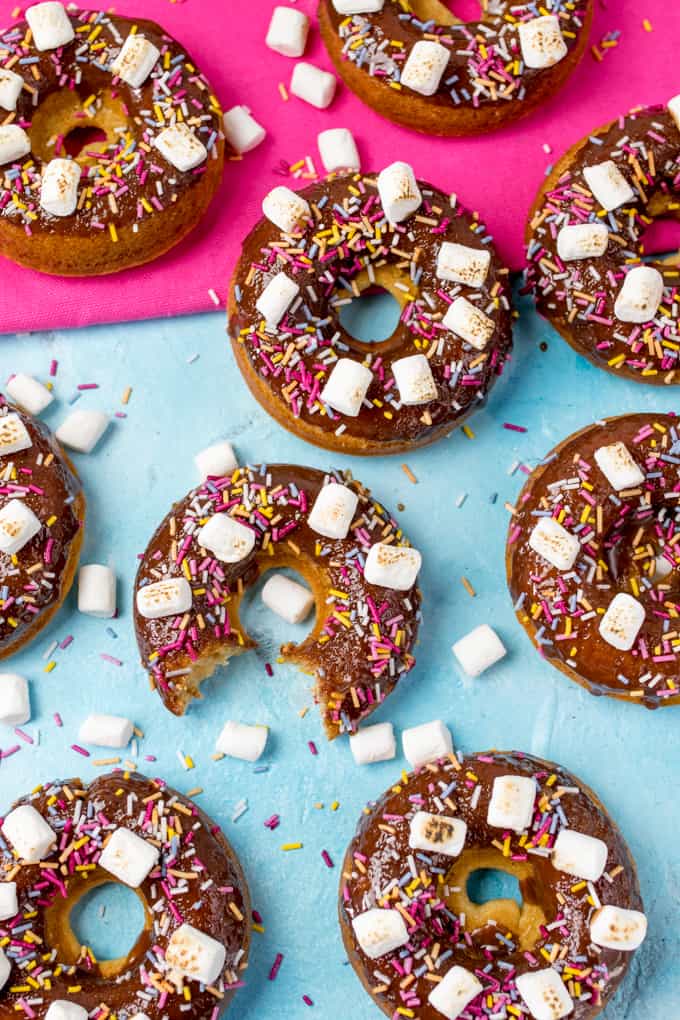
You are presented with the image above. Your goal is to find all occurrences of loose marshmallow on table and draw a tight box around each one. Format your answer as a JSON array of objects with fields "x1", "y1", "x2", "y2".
[
  {"x1": 0, "y1": 125, "x2": 30, "y2": 165},
  {"x1": 590, "y1": 905, "x2": 647, "y2": 951},
  {"x1": 392, "y1": 354, "x2": 437, "y2": 405},
  {"x1": 26, "y1": 2, "x2": 74, "y2": 51},
  {"x1": 437, "y1": 242, "x2": 490, "y2": 288},
  {"x1": 583, "y1": 160, "x2": 635, "y2": 212},
  {"x1": 0, "y1": 68, "x2": 23, "y2": 112},
  {"x1": 256, "y1": 271, "x2": 300, "y2": 327},
  {"x1": 6, "y1": 373, "x2": 53, "y2": 415},
  {"x1": 552, "y1": 828, "x2": 608, "y2": 882},
  {"x1": 332, "y1": 0, "x2": 385, "y2": 11},
  {"x1": 529, "y1": 516, "x2": 580, "y2": 571},
  {"x1": 308, "y1": 482, "x2": 358, "y2": 540},
  {"x1": 195, "y1": 440, "x2": 238, "y2": 481},
  {"x1": 45, "y1": 1004, "x2": 88, "y2": 1020},
  {"x1": 155, "y1": 123, "x2": 207, "y2": 172},
  {"x1": 594, "y1": 442, "x2": 644, "y2": 491},
  {"x1": 321, "y1": 358, "x2": 373, "y2": 417},
  {"x1": 442, "y1": 296, "x2": 494, "y2": 350},
  {"x1": 668, "y1": 94, "x2": 680, "y2": 131},
  {"x1": 78, "y1": 564, "x2": 116, "y2": 618},
  {"x1": 614, "y1": 265, "x2": 663, "y2": 323},
  {"x1": 2, "y1": 803, "x2": 56, "y2": 862},
  {"x1": 290, "y1": 62, "x2": 336, "y2": 109},
  {"x1": 78, "y1": 713, "x2": 133, "y2": 749},
  {"x1": 409, "y1": 811, "x2": 467, "y2": 857},
  {"x1": 377, "y1": 161, "x2": 422, "y2": 224},
  {"x1": 262, "y1": 185, "x2": 310, "y2": 234},
  {"x1": 349, "y1": 722, "x2": 396, "y2": 765},
  {"x1": 136, "y1": 577, "x2": 193, "y2": 620},
  {"x1": 0, "y1": 674, "x2": 30, "y2": 726},
  {"x1": 428, "y1": 966, "x2": 482, "y2": 1020},
  {"x1": 556, "y1": 222, "x2": 609, "y2": 262},
  {"x1": 402, "y1": 720, "x2": 453, "y2": 769},
  {"x1": 0, "y1": 881, "x2": 18, "y2": 922},
  {"x1": 452, "y1": 624, "x2": 506, "y2": 677},
  {"x1": 111, "y1": 33, "x2": 160, "y2": 88},
  {"x1": 40, "y1": 158, "x2": 80, "y2": 217},
  {"x1": 216, "y1": 720, "x2": 268, "y2": 762},
  {"x1": 364, "y1": 542, "x2": 421, "y2": 591},
  {"x1": 261, "y1": 574, "x2": 314, "y2": 624},
  {"x1": 197, "y1": 513, "x2": 255, "y2": 564},
  {"x1": 266, "y1": 6, "x2": 309, "y2": 58},
  {"x1": 401, "y1": 40, "x2": 450, "y2": 97},
  {"x1": 0, "y1": 412, "x2": 32, "y2": 456},
  {"x1": 487, "y1": 774, "x2": 537, "y2": 832},
  {"x1": 166, "y1": 924, "x2": 226, "y2": 984},
  {"x1": 518, "y1": 15, "x2": 567, "y2": 69},
  {"x1": 515, "y1": 968, "x2": 573, "y2": 1020},
  {"x1": 99, "y1": 826, "x2": 159, "y2": 888},
  {"x1": 318, "y1": 127, "x2": 360, "y2": 173},
  {"x1": 0, "y1": 499, "x2": 41, "y2": 556},
  {"x1": 351, "y1": 908, "x2": 409, "y2": 959},
  {"x1": 56, "y1": 409, "x2": 109, "y2": 453},
  {"x1": 599, "y1": 592, "x2": 645, "y2": 651},
  {"x1": 223, "y1": 106, "x2": 266, "y2": 155}
]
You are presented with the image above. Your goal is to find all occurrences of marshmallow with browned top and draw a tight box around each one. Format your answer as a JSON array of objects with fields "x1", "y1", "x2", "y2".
[
  {"x1": 377, "y1": 161, "x2": 422, "y2": 224},
  {"x1": 166, "y1": 923, "x2": 226, "y2": 984}
]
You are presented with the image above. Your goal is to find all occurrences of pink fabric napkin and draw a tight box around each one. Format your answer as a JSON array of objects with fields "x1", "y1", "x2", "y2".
[{"x1": 0, "y1": 0, "x2": 676, "y2": 335}]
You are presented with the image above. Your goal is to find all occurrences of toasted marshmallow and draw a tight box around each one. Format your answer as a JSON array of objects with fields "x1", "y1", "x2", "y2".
[
  {"x1": 668, "y1": 94, "x2": 680, "y2": 132},
  {"x1": 552, "y1": 828, "x2": 608, "y2": 882},
  {"x1": 26, "y1": 2, "x2": 74, "y2": 50},
  {"x1": 351, "y1": 908, "x2": 409, "y2": 960},
  {"x1": 377, "y1": 161, "x2": 422, "y2": 224},
  {"x1": 583, "y1": 160, "x2": 634, "y2": 212},
  {"x1": 0, "y1": 412, "x2": 32, "y2": 456},
  {"x1": 0, "y1": 499, "x2": 41, "y2": 556},
  {"x1": 195, "y1": 440, "x2": 238, "y2": 480},
  {"x1": 594, "y1": 442, "x2": 644, "y2": 491},
  {"x1": 99, "y1": 827, "x2": 159, "y2": 888},
  {"x1": 56, "y1": 409, "x2": 109, "y2": 453},
  {"x1": 401, "y1": 40, "x2": 450, "y2": 97},
  {"x1": 332, "y1": 0, "x2": 385, "y2": 11},
  {"x1": 590, "y1": 905, "x2": 647, "y2": 951},
  {"x1": 2, "y1": 804, "x2": 56, "y2": 862},
  {"x1": 0, "y1": 125, "x2": 30, "y2": 166},
  {"x1": 556, "y1": 222, "x2": 609, "y2": 262},
  {"x1": 256, "y1": 271, "x2": 300, "y2": 327},
  {"x1": 6, "y1": 374, "x2": 53, "y2": 415},
  {"x1": 40, "y1": 158, "x2": 80, "y2": 216},
  {"x1": 112, "y1": 33, "x2": 160, "y2": 88},
  {"x1": 261, "y1": 574, "x2": 314, "y2": 624},
  {"x1": 197, "y1": 513, "x2": 255, "y2": 564},
  {"x1": 78, "y1": 713, "x2": 133, "y2": 749},
  {"x1": 349, "y1": 722, "x2": 396, "y2": 765},
  {"x1": 392, "y1": 354, "x2": 437, "y2": 405},
  {"x1": 166, "y1": 924, "x2": 226, "y2": 984},
  {"x1": 409, "y1": 811, "x2": 467, "y2": 858},
  {"x1": 614, "y1": 265, "x2": 663, "y2": 323},
  {"x1": 155, "y1": 123, "x2": 207, "y2": 172},
  {"x1": 0, "y1": 881, "x2": 18, "y2": 922},
  {"x1": 262, "y1": 185, "x2": 310, "y2": 234},
  {"x1": 222, "y1": 106, "x2": 266, "y2": 154},
  {"x1": 308, "y1": 482, "x2": 358, "y2": 540},
  {"x1": 215, "y1": 720, "x2": 268, "y2": 762},
  {"x1": 599, "y1": 592, "x2": 644, "y2": 651},
  {"x1": 364, "y1": 542, "x2": 421, "y2": 590},
  {"x1": 437, "y1": 242, "x2": 491, "y2": 288},
  {"x1": 515, "y1": 968, "x2": 573, "y2": 1020},
  {"x1": 78, "y1": 564, "x2": 116, "y2": 618},
  {"x1": 452, "y1": 624, "x2": 506, "y2": 678},
  {"x1": 44, "y1": 1003, "x2": 88, "y2": 1020},
  {"x1": 428, "y1": 966, "x2": 483, "y2": 1020},
  {"x1": 402, "y1": 720, "x2": 453, "y2": 769},
  {"x1": 318, "y1": 127, "x2": 360, "y2": 173},
  {"x1": 0, "y1": 68, "x2": 23, "y2": 112},
  {"x1": 266, "y1": 6, "x2": 309, "y2": 58},
  {"x1": 321, "y1": 358, "x2": 373, "y2": 417},
  {"x1": 487, "y1": 775, "x2": 536, "y2": 832},
  {"x1": 290, "y1": 62, "x2": 336, "y2": 109},
  {"x1": 136, "y1": 577, "x2": 193, "y2": 620},
  {"x1": 529, "y1": 516, "x2": 580, "y2": 571},
  {"x1": 442, "y1": 296, "x2": 494, "y2": 350},
  {"x1": 518, "y1": 15, "x2": 567, "y2": 68},
  {"x1": 0, "y1": 674, "x2": 30, "y2": 726}
]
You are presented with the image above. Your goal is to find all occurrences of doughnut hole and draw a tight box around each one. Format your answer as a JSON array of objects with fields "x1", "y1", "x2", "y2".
[
  {"x1": 334, "y1": 263, "x2": 416, "y2": 358},
  {"x1": 29, "y1": 89, "x2": 129, "y2": 168},
  {"x1": 338, "y1": 287, "x2": 402, "y2": 347}
]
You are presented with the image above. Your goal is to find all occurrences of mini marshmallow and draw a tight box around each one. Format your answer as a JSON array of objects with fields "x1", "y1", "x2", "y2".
[
  {"x1": 0, "y1": 674, "x2": 30, "y2": 726},
  {"x1": 443, "y1": 296, "x2": 495, "y2": 350},
  {"x1": 452, "y1": 624, "x2": 506, "y2": 678},
  {"x1": 552, "y1": 828, "x2": 608, "y2": 882},
  {"x1": 261, "y1": 574, "x2": 314, "y2": 624},
  {"x1": 487, "y1": 775, "x2": 537, "y2": 832},
  {"x1": 668, "y1": 94, "x2": 680, "y2": 132},
  {"x1": 26, "y1": 2, "x2": 74, "y2": 50},
  {"x1": 111, "y1": 33, "x2": 160, "y2": 88},
  {"x1": 0, "y1": 68, "x2": 23, "y2": 111},
  {"x1": 614, "y1": 265, "x2": 664, "y2": 323},
  {"x1": 2, "y1": 804, "x2": 56, "y2": 862},
  {"x1": 332, "y1": 0, "x2": 385, "y2": 11},
  {"x1": 377, "y1": 161, "x2": 422, "y2": 224},
  {"x1": 599, "y1": 592, "x2": 645, "y2": 651},
  {"x1": 166, "y1": 924, "x2": 226, "y2": 984},
  {"x1": 556, "y1": 222, "x2": 609, "y2": 262},
  {"x1": 216, "y1": 720, "x2": 268, "y2": 762},
  {"x1": 317, "y1": 127, "x2": 360, "y2": 173},
  {"x1": 437, "y1": 242, "x2": 491, "y2": 288},
  {"x1": 364, "y1": 542, "x2": 421, "y2": 591},
  {"x1": 529, "y1": 516, "x2": 580, "y2": 571},
  {"x1": 256, "y1": 271, "x2": 300, "y2": 326},
  {"x1": 402, "y1": 720, "x2": 453, "y2": 770},
  {"x1": 401, "y1": 40, "x2": 450, "y2": 97},
  {"x1": 349, "y1": 722, "x2": 396, "y2": 765},
  {"x1": 197, "y1": 513, "x2": 255, "y2": 564},
  {"x1": 99, "y1": 826, "x2": 159, "y2": 888},
  {"x1": 56, "y1": 409, "x2": 109, "y2": 453},
  {"x1": 590, "y1": 905, "x2": 647, "y2": 951},
  {"x1": 40, "y1": 158, "x2": 80, "y2": 217},
  {"x1": 0, "y1": 882, "x2": 18, "y2": 922},
  {"x1": 594, "y1": 442, "x2": 645, "y2": 491},
  {"x1": 154, "y1": 123, "x2": 207, "y2": 172},
  {"x1": 0, "y1": 948, "x2": 9, "y2": 991},
  {"x1": 0, "y1": 499, "x2": 41, "y2": 556},
  {"x1": 0, "y1": 125, "x2": 30, "y2": 166},
  {"x1": 194, "y1": 440, "x2": 238, "y2": 480},
  {"x1": 136, "y1": 577, "x2": 193, "y2": 620},
  {"x1": 428, "y1": 966, "x2": 482, "y2": 1020},
  {"x1": 308, "y1": 482, "x2": 358, "y2": 540},
  {"x1": 392, "y1": 354, "x2": 437, "y2": 406},
  {"x1": 0, "y1": 412, "x2": 32, "y2": 456},
  {"x1": 78, "y1": 564, "x2": 116, "y2": 618},
  {"x1": 262, "y1": 185, "x2": 311, "y2": 234},
  {"x1": 518, "y1": 15, "x2": 567, "y2": 69},
  {"x1": 44, "y1": 1003, "x2": 88, "y2": 1020},
  {"x1": 409, "y1": 811, "x2": 467, "y2": 858},
  {"x1": 266, "y1": 6, "x2": 309, "y2": 58},
  {"x1": 583, "y1": 160, "x2": 635, "y2": 212},
  {"x1": 321, "y1": 358, "x2": 373, "y2": 417},
  {"x1": 351, "y1": 908, "x2": 409, "y2": 960},
  {"x1": 290, "y1": 62, "x2": 336, "y2": 109},
  {"x1": 222, "y1": 106, "x2": 266, "y2": 154},
  {"x1": 6, "y1": 373, "x2": 53, "y2": 415},
  {"x1": 515, "y1": 968, "x2": 573, "y2": 1020},
  {"x1": 78, "y1": 713, "x2": 133, "y2": 749}
]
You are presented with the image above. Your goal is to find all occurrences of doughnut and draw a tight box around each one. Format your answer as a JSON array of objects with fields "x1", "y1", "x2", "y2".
[
  {"x1": 526, "y1": 100, "x2": 680, "y2": 383},
  {"x1": 0, "y1": 395, "x2": 85, "y2": 661},
  {"x1": 340, "y1": 749, "x2": 646, "y2": 1020},
  {"x1": 228, "y1": 166, "x2": 513, "y2": 456},
  {"x1": 0, "y1": 771, "x2": 250, "y2": 1017},
  {"x1": 133, "y1": 463, "x2": 422, "y2": 737},
  {"x1": 318, "y1": 1, "x2": 593, "y2": 137},
  {"x1": 506, "y1": 413, "x2": 680, "y2": 709},
  {"x1": 0, "y1": 2, "x2": 224, "y2": 276}
]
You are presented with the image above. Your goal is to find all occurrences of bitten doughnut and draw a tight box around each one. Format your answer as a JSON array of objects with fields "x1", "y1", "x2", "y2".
[
  {"x1": 0, "y1": 772, "x2": 250, "y2": 1017},
  {"x1": 318, "y1": 0, "x2": 593, "y2": 137},
  {"x1": 527, "y1": 99, "x2": 680, "y2": 383},
  {"x1": 0, "y1": 2, "x2": 224, "y2": 276},
  {"x1": 507, "y1": 413, "x2": 680, "y2": 708},
  {"x1": 0, "y1": 395, "x2": 85, "y2": 660},
  {"x1": 134, "y1": 463, "x2": 422, "y2": 737},
  {"x1": 228, "y1": 166, "x2": 513, "y2": 456},
  {"x1": 340, "y1": 749, "x2": 646, "y2": 1020}
]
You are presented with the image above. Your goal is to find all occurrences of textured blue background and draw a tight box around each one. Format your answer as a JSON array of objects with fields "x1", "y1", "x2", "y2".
[{"x1": 2, "y1": 286, "x2": 677, "y2": 1017}]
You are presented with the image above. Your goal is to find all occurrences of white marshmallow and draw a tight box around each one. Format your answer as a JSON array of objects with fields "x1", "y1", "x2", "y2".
[
  {"x1": 197, "y1": 513, "x2": 255, "y2": 564},
  {"x1": 428, "y1": 966, "x2": 482, "y2": 1020},
  {"x1": 154, "y1": 123, "x2": 207, "y2": 172},
  {"x1": 377, "y1": 161, "x2": 422, "y2": 224},
  {"x1": 40, "y1": 158, "x2": 80, "y2": 217},
  {"x1": 402, "y1": 720, "x2": 453, "y2": 770},
  {"x1": 78, "y1": 564, "x2": 116, "y2": 618},
  {"x1": 0, "y1": 948, "x2": 9, "y2": 991},
  {"x1": 668, "y1": 94, "x2": 680, "y2": 132},
  {"x1": 349, "y1": 722, "x2": 396, "y2": 765},
  {"x1": 26, "y1": 2, "x2": 74, "y2": 50},
  {"x1": 0, "y1": 412, "x2": 32, "y2": 456},
  {"x1": 0, "y1": 674, "x2": 30, "y2": 726},
  {"x1": 442, "y1": 296, "x2": 494, "y2": 350},
  {"x1": 262, "y1": 185, "x2": 311, "y2": 234},
  {"x1": 222, "y1": 106, "x2": 266, "y2": 154},
  {"x1": 111, "y1": 33, "x2": 160, "y2": 88},
  {"x1": 590, "y1": 905, "x2": 647, "y2": 951},
  {"x1": 614, "y1": 265, "x2": 664, "y2": 323},
  {"x1": 515, "y1": 969, "x2": 573, "y2": 1020},
  {"x1": 136, "y1": 577, "x2": 193, "y2": 620},
  {"x1": 556, "y1": 222, "x2": 609, "y2": 262},
  {"x1": 599, "y1": 592, "x2": 645, "y2": 651},
  {"x1": 401, "y1": 40, "x2": 449, "y2": 97},
  {"x1": 487, "y1": 775, "x2": 537, "y2": 832},
  {"x1": 409, "y1": 811, "x2": 467, "y2": 858},
  {"x1": 583, "y1": 160, "x2": 635, "y2": 212},
  {"x1": 256, "y1": 271, "x2": 300, "y2": 327},
  {"x1": 392, "y1": 354, "x2": 437, "y2": 405},
  {"x1": 0, "y1": 68, "x2": 23, "y2": 112},
  {"x1": 0, "y1": 499, "x2": 41, "y2": 556},
  {"x1": 6, "y1": 374, "x2": 53, "y2": 415},
  {"x1": 594, "y1": 442, "x2": 645, "y2": 491},
  {"x1": 78, "y1": 713, "x2": 133, "y2": 749},
  {"x1": 321, "y1": 358, "x2": 373, "y2": 417},
  {"x1": 0, "y1": 882, "x2": 18, "y2": 922},
  {"x1": 0, "y1": 125, "x2": 30, "y2": 166},
  {"x1": 518, "y1": 15, "x2": 567, "y2": 68},
  {"x1": 195, "y1": 441, "x2": 238, "y2": 480},
  {"x1": 437, "y1": 242, "x2": 491, "y2": 288},
  {"x1": 351, "y1": 908, "x2": 409, "y2": 960},
  {"x1": 44, "y1": 1003, "x2": 88, "y2": 1020},
  {"x1": 452, "y1": 624, "x2": 506, "y2": 678},
  {"x1": 261, "y1": 574, "x2": 314, "y2": 624},
  {"x1": 215, "y1": 720, "x2": 268, "y2": 762},
  {"x1": 266, "y1": 6, "x2": 309, "y2": 58},
  {"x1": 308, "y1": 482, "x2": 358, "y2": 540},
  {"x1": 56, "y1": 409, "x2": 109, "y2": 453},
  {"x1": 99, "y1": 827, "x2": 159, "y2": 888},
  {"x1": 332, "y1": 0, "x2": 384, "y2": 11},
  {"x1": 166, "y1": 924, "x2": 226, "y2": 984},
  {"x1": 318, "y1": 127, "x2": 360, "y2": 173},
  {"x1": 2, "y1": 804, "x2": 56, "y2": 862},
  {"x1": 552, "y1": 828, "x2": 608, "y2": 882},
  {"x1": 290, "y1": 62, "x2": 336, "y2": 109},
  {"x1": 364, "y1": 542, "x2": 421, "y2": 591},
  {"x1": 529, "y1": 516, "x2": 580, "y2": 571}
]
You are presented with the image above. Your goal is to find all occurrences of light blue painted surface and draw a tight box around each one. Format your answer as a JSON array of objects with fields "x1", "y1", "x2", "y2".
[{"x1": 1, "y1": 285, "x2": 678, "y2": 1018}]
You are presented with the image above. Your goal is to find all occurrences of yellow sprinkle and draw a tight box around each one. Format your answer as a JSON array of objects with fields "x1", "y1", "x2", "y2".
[
  {"x1": 278, "y1": 82, "x2": 289, "y2": 101},
  {"x1": 281, "y1": 842, "x2": 302, "y2": 851},
  {"x1": 109, "y1": 223, "x2": 118, "y2": 243},
  {"x1": 462, "y1": 425, "x2": 475, "y2": 439},
  {"x1": 44, "y1": 661, "x2": 56, "y2": 673},
  {"x1": 401, "y1": 463, "x2": 417, "y2": 484}
]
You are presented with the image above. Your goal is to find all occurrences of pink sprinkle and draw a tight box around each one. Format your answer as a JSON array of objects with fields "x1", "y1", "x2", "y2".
[
  {"x1": 100, "y1": 654, "x2": 123, "y2": 666},
  {"x1": 269, "y1": 953, "x2": 284, "y2": 981},
  {"x1": 321, "y1": 850, "x2": 334, "y2": 869},
  {"x1": 71, "y1": 744, "x2": 90, "y2": 757},
  {"x1": 265, "y1": 662, "x2": 273, "y2": 677},
  {"x1": 49, "y1": 360, "x2": 58, "y2": 377},
  {"x1": 14, "y1": 728, "x2": 33, "y2": 744},
  {"x1": 54, "y1": 713, "x2": 63, "y2": 727},
  {"x1": 308, "y1": 741, "x2": 318, "y2": 756},
  {"x1": 77, "y1": 383, "x2": 98, "y2": 390},
  {"x1": 302, "y1": 996, "x2": 313, "y2": 1007},
  {"x1": 59, "y1": 635, "x2": 73, "y2": 650},
  {"x1": 503, "y1": 422, "x2": 527, "y2": 433}
]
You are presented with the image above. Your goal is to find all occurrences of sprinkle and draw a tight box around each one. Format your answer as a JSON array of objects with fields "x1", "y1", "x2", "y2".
[
  {"x1": 401, "y1": 464, "x2": 417, "y2": 485},
  {"x1": 461, "y1": 577, "x2": 476, "y2": 598}
]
